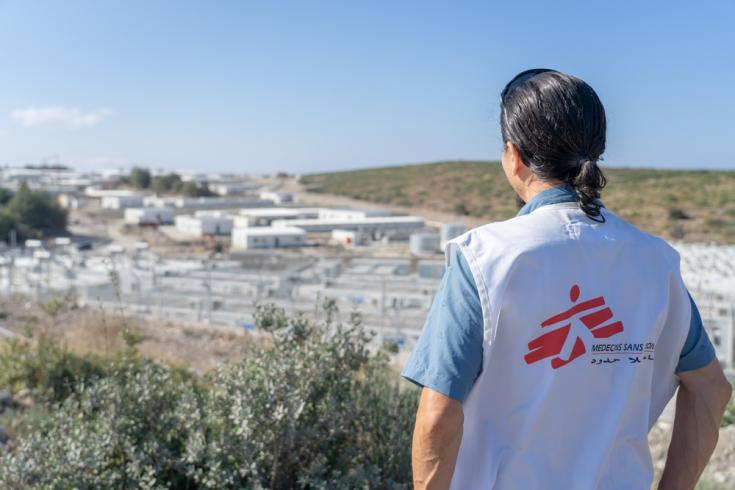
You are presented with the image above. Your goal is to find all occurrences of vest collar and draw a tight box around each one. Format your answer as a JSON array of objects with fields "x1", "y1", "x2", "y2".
[{"x1": 516, "y1": 185, "x2": 577, "y2": 217}]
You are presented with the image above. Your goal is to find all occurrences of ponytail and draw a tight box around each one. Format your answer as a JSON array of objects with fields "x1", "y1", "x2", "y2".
[{"x1": 571, "y1": 158, "x2": 607, "y2": 222}]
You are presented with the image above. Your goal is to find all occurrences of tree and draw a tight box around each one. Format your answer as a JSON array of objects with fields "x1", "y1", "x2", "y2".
[
  {"x1": 0, "y1": 210, "x2": 17, "y2": 243},
  {"x1": 0, "y1": 188, "x2": 13, "y2": 205},
  {"x1": 151, "y1": 172, "x2": 182, "y2": 193},
  {"x1": 3, "y1": 184, "x2": 67, "y2": 240},
  {"x1": 129, "y1": 167, "x2": 152, "y2": 189},
  {"x1": 179, "y1": 181, "x2": 216, "y2": 198}
]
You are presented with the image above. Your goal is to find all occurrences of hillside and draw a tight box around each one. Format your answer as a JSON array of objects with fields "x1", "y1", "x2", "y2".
[{"x1": 300, "y1": 161, "x2": 735, "y2": 243}]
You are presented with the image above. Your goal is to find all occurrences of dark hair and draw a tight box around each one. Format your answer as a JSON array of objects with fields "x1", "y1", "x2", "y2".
[{"x1": 500, "y1": 69, "x2": 607, "y2": 221}]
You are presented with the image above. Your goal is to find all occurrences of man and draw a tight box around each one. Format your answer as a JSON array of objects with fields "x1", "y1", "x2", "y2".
[{"x1": 401, "y1": 69, "x2": 732, "y2": 489}]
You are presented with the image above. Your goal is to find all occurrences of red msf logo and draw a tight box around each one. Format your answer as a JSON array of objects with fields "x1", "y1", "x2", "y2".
[{"x1": 524, "y1": 284, "x2": 624, "y2": 369}]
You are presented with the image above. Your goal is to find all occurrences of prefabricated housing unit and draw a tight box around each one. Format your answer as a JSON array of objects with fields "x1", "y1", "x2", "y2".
[
  {"x1": 331, "y1": 229, "x2": 366, "y2": 247},
  {"x1": 259, "y1": 191, "x2": 293, "y2": 204},
  {"x1": 270, "y1": 216, "x2": 425, "y2": 238},
  {"x1": 440, "y1": 223, "x2": 467, "y2": 250},
  {"x1": 125, "y1": 207, "x2": 175, "y2": 225},
  {"x1": 317, "y1": 208, "x2": 390, "y2": 221},
  {"x1": 175, "y1": 214, "x2": 234, "y2": 236},
  {"x1": 236, "y1": 207, "x2": 321, "y2": 227},
  {"x1": 151, "y1": 196, "x2": 274, "y2": 210},
  {"x1": 231, "y1": 226, "x2": 306, "y2": 249},
  {"x1": 101, "y1": 195, "x2": 144, "y2": 209},
  {"x1": 209, "y1": 183, "x2": 245, "y2": 196},
  {"x1": 57, "y1": 193, "x2": 86, "y2": 209},
  {"x1": 409, "y1": 232, "x2": 441, "y2": 255}
]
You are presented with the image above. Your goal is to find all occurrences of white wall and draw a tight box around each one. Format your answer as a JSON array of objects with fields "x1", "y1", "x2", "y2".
[
  {"x1": 125, "y1": 207, "x2": 174, "y2": 225},
  {"x1": 317, "y1": 209, "x2": 389, "y2": 221},
  {"x1": 175, "y1": 215, "x2": 233, "y2": 236},
  {"x1": 231, "y1": 228, "x2": 306, "y2": 249},
  {"x1": 101, "y1": 195, "x2": 144, "y2": 209}
]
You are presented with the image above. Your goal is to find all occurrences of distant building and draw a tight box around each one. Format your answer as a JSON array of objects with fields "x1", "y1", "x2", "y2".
[
  {"x1": 259, "y1": 191, "x2": 293, "y2": 205},
  {"x1": 124, "y1": 207, "x2": 175, "y2": 225},
  {"x1": 674, "y1": 242, "x2": 735, "y2": 375},
  {"x1": 101, "y1": 195, "x2": 144, "y2": 209},
  {"x1": 231, "y1": 226, "x2": 307, "y2": 249},
  {"x1": 417, "y1": 262, "x2": 446, "y2": 280},
  {"x1": 210, "y1": 183, "x2": 245, "y2": 196},
  {"x1": 695, "y1": 292, "x2": 735, "y2": 374},
  {"x1": 317, "y1": 208, "x2": 390, "y2": 221},
  {"x1": 0, "y1": 167, "x2": 104, "y2": 195},
  {"x1": 410, "y1": 232, "x2": 441, "y2": 256},
  {"x1": 175, "y1": 214, "x2": 234, "y2": 236},
  {"x1": 57, "y1": 193, "x2": 86, "y2": 209},
  {"x1": 331, "y1": 229, "x2": 366, "y2": 247},
  {"x1": 84, "y1": 187, "x2": 139, "y2": 198},
  {"x1": 709, "y1": 309, "x2": 735, "y2": 373},
  {"x1": 143, "y1": 196, "x2": 179, "y2": 208},
  {"x1": 235, "y1": 207, "x2": 321, "y2": 227},
  {"x1": 193, "y1": 210, "x2": 235, "y2": 218},
  {"x1": 440, "y1": 223, "x2": 466, "y2": 251},
  {"x1": 179, "y1": 172, "x2": 208, "y2": 184},
  {"x1": 270, "y1": 216, "x2": 425, "y2": 237},
  {"x1": 24, "y1": 239, "x2": 43, "y2": 248},
  {"x1": 148, "y1": 196, "x2": 273, "y2": 210}
]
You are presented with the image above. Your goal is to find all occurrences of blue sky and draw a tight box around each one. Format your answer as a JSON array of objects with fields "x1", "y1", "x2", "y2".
[{"x1": 0, "y1": 1, "x2": 733, "y2": 173}]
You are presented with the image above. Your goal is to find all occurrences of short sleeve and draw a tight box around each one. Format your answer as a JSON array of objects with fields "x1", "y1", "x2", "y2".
[
  {"x1": 400, "y1": 246, "x2": 484, "y2": 402},
  {"x1": 675, "y1": 292, "x2": 717, "y2": 372}
]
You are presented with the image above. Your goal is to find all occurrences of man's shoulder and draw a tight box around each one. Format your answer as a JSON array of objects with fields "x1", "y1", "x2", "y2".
[
  {"x1": 450, "y1": 203, "x2": 576, "y2": 250},
  {"x1": 450, "y1": 205, "x2": 681, "y2": 268},
  {"x1": 604, "y1": 208, "x2": 682, "y2": 267},
  {"x1": 453, "y1": 211, "x2": 539, "y2": 242}
]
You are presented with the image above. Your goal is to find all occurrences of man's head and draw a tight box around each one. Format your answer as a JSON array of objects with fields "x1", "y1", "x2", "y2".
[{"x1": 499, "y1": 69, "x2": 607, "y2": 218}]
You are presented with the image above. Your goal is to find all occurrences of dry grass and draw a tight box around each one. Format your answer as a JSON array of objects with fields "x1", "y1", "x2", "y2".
[{"x1": 0, "y1": 293, "x2": 262, "y2": 372}]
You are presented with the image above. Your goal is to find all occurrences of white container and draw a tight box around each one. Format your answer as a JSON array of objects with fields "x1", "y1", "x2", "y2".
[{"x1": 409, "y1": 232, "x2": 441, "y2": 255}]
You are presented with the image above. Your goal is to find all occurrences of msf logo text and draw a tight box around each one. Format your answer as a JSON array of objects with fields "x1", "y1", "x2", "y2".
[{"x1": 524, "y1": 284, "x2": 624, "y2": 369}]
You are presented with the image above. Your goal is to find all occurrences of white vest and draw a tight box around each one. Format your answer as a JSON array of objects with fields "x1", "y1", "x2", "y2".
[{"x1": 447, "y1": 202, "x2": 690, "y2": 490}]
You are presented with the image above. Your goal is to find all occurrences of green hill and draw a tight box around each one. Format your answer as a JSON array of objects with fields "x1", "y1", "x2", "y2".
[{"x1": 300, "y1": 161, "x2": 735, "y2": 243}]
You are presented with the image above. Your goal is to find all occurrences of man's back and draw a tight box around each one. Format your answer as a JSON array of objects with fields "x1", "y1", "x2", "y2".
[
  {"x1": 406, "y1": 69, "x2": 730, "y2": 490},
  {"x1": 448, "y1": 203, "x2": 690, "y2": 489}
]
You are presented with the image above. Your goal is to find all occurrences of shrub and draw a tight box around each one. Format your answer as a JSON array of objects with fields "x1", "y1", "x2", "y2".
[
  {"x1": 190, "y1": 302, "x2": 416, "y2": 488},
  {"x1": 667, "y1": 207, "x2": 690, "y2": 220},
  {"x1": 723, "y1": 398, "x2": 735, "y2": 428},
  {"x1": 0, "y1": 302, "x2": 419, "y2": 489},
  {"x1": 453, "y1": 203, "x2": 471, "y2": 216},
  {"x1": 0, "y1": 336, "x2": 106, "y2": 404},
  {"x1": 0, "y1": 357, "x2": 203, "y2": 489},
  {"x1": 669, "y1": 224, "x2": 686, "y2": 239}
]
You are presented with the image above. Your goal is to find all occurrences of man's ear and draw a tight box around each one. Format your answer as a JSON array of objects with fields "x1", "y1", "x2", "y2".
[{"x1": 506, "y1": 142, "x2": 525, "y2": 178}]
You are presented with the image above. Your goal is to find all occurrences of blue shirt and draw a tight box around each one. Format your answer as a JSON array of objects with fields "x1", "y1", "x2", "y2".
[{"x1": 402, "y1": 186, "x2": 716, "y2": 402}]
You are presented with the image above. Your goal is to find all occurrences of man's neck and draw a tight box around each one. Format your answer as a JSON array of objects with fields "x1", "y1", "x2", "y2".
[{"x1": 521, "y1": 180, "x2": 564, "y2": 204}]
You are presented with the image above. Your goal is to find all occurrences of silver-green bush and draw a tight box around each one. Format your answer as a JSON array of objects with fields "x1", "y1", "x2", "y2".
[{"x1": 0, "y1": 302, "x2": 418, "y2": 489}]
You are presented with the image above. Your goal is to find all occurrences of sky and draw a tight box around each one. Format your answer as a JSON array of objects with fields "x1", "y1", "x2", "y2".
[{"x1": 0, "y1": 0, "x2": 733, "y2": 174}]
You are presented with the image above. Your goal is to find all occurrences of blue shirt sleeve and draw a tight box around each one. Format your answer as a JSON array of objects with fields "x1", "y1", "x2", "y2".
[
  {"x1": 401, "y1": 246, "x2": 484, "y2": 402},
  {"x1": 675, "y1": 292, "x2": 717, "y2": 372}
]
